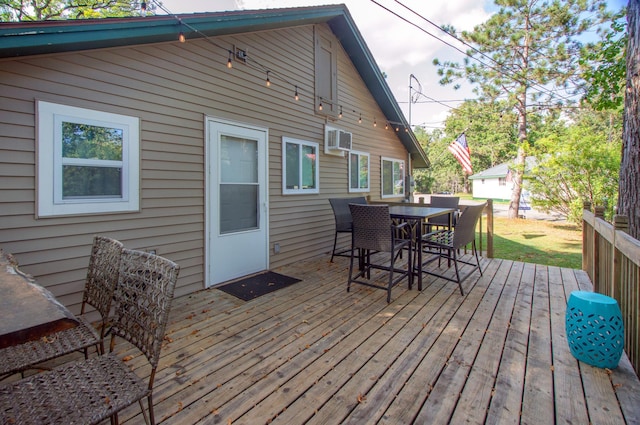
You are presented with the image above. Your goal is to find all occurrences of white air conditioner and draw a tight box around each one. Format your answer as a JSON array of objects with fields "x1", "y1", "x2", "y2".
[{"x1": 326, "y1": 129, "x2": 352, "y2": 151}]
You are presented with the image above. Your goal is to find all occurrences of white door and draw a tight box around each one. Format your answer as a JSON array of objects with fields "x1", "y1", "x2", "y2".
[{"x1": 206, "y1": 118, "x2": 268, "y2": 286}]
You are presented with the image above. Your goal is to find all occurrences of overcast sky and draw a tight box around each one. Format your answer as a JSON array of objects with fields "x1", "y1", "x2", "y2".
[{"x1": 157, "y1": 0, "x2": 627, "y2": 133}]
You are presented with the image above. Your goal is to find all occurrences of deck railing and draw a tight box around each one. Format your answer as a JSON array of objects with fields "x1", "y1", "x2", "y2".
[{"x1": 583, "y1": 203, "x2": 640, "y2": 375}]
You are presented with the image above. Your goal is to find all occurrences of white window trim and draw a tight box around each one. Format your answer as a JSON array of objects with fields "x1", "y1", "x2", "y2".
[
  {"x1": 381, "y1": 156, "x2": 405, "y2": 199},
  {"x1": 37, "y1": 100, "x2": 140, "y2": 217},
  {"x1": 282, "y1": 137, "x2": 320, "y2": 195},
  {"x1": 348, "y1": 150, "x2": 370, "y2": 193}
]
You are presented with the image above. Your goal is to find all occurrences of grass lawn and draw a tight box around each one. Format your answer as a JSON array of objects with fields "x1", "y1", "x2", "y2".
[{"x1": 491, "y1": 217, "x2": 582, "y2": 269}]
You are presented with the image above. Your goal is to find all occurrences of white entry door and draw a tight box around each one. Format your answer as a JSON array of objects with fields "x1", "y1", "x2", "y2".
[{"x1": 206, "y1": 118, "x2": 268, "y2": 286}]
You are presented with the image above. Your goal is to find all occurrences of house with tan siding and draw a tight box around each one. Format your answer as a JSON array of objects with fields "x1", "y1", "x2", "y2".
[{"x1": 0, "y1": 5, "x2": 428, "y2": 313}]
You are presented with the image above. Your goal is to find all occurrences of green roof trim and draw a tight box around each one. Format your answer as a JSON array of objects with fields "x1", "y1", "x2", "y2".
[{"x1": 0, "y1": 5, "x2": 428, "y2": 167}]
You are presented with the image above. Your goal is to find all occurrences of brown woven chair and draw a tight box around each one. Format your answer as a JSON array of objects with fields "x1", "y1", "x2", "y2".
[
  {"x1": 420, "y1": 203, "x2": 486, "y2": 295},
  {"x1": 329, "y1": 196, "x2": 368, "y2": 262},
  {"x1": 0, "y1": 248, "x2": 180, "y2": 425},
  {"x1": 425, "y1": 195, "x2": 460, "y2": 232},
  {"x1": 348, "y1": 203, "x2": 412, "y2": 303},
  {"x1": 0, "y1": 235, "x2": 123, "y2": 380}
]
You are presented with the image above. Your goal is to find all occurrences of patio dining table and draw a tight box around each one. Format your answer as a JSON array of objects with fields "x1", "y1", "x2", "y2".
[
  {"x1": 0, "y1": 250, "x2": 78, "y2": 349},
  {"x1": 389, "y1": 205, "x2": 455, "y2": 291}
]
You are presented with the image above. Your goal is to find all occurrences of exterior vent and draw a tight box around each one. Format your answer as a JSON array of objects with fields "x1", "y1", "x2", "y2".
[{"x1": 326, "y1": 129, "x2": 352, "y2": 151}]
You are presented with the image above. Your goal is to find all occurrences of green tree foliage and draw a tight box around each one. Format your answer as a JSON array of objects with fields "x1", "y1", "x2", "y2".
[
  {"x1": 417, "y1": 100, "x2": 518, "y2": 194},
  {"x1": 434, "y1": 0, "x2": 611, "y2": 218},
  {"x1": 527, "y1": 109, "x2": 621, "y2": 223},
  {"x1": 0, "y1": 0, "x2": 145, "y2": 21},
  {"x1": 580, "y1": 8, "x2": 627, "y2": 112}
]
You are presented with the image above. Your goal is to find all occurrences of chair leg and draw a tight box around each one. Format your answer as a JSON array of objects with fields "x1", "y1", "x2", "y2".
[
  {"x1": 347, "y1": 247, "x2": 356, "y2": 293},
  {"x1": 452, "y1": 250, "x2": 464, "y2": 296},
  {"x1": 331, "y1": 231, "x2": 339, "y2": 262},
  {"x1": 473, "y1": 241, "x2": 483, "y2": 276}
]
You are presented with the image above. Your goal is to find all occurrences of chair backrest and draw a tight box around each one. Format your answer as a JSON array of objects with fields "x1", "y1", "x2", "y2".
[
  {"x1": 452, "y1": 203, "x2": 486, "y2": 249},
  {"x1": 349, "y1": 203, "x2": 393, "y2": 252},
  {"x1": 329, "y1": 197, "x2": 367, "y2": 232},
  {"x1": 81, "y1": 236, "x2": 124, "y2": 319},
  {"x1": 110, "y1": 249, "x2": 180, "y2": 368},
  {"x1": 429, "y1": 196, "x2": 460, "y2": 226}
]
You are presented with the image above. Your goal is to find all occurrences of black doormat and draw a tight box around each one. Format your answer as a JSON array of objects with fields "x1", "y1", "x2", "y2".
[{"x1": 217, "y1": 271, "x2": 302, "y2": 301}]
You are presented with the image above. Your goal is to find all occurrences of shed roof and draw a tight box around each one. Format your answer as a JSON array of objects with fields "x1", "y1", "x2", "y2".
[
  {"x1": 468, "y1": 156, "x2": 537, "y2": 180},
  {"x1": 0, "y1": 5, "x2": 429, "y2": 168}
]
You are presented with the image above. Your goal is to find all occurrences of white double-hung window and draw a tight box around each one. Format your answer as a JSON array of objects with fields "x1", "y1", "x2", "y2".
[
  {"x1": 37, "y1": 101, "x2": 140, "y2": 217},
  {"x1": 282, "y1": 137, "x2": 319, "y2": 195},
  {"x1": 349, "y1": 151, "x2": 369, "y2": 193},
  {"x1": 381, "y1": 157, "x2": 405, "y2": 198}
]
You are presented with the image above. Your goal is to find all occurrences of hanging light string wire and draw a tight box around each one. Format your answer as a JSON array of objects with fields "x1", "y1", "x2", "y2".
[{"x1": 148, "y1": 0, "x2": 416, "y2": 131}]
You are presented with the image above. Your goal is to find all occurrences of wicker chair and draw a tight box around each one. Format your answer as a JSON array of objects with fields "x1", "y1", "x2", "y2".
[
  {"x1": 348, "y1": 203, "x2": 412, "y2": 303},
  {"x1": 329, "y1": 197, "x2": 368, "y2": 262},
  {"x1": 0, "y1": 235, "x2": 123, "y2": 380},
  {"x1": 420, "y1": 203, "x2": 486, "y2": 295},
  {"x1": 0, "y1": 248, "x2": 180, "y2": 425},
  {"x1": 425, "y1": 195, "x2": 460, "y2": 232}
]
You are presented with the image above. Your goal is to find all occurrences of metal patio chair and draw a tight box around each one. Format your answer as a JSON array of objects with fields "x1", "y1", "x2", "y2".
[
  {"x1": 0, "y1": 235, "x2": 123, "y2": 380},
  {"x1": 347, "y1": 203, "x2": 412, "y2": 303},
  {"x1": 421, "y1": 203, "x2": 486, "y2": 295},
  {"x1": 329, "y1": 196, "x2": 367, "y2": 262},
  {"x1": 0, "y1": 248, "x2": 180, "y2": 425}
]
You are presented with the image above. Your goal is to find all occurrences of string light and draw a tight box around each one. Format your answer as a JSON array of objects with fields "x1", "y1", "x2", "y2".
[{"x1": 150, "y1": 0, "x2": 421, "y2": 136}]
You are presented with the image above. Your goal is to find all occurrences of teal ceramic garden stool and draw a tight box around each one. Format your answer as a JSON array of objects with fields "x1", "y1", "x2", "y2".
[{"x1": 565, "y1": 291, "x2": 624, "y2": 369}]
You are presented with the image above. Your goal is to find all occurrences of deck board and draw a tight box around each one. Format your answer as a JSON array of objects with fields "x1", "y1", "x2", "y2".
[{"x1": 107, "y1": 254, "x2": 640, "y2": 425}]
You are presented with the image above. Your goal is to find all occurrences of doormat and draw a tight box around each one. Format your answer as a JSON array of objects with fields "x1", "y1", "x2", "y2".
[{"x1": 217, "y1": 271, "x2": 302, "y2": 301}]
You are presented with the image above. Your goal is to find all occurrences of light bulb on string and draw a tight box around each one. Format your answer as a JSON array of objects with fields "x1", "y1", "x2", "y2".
[
  {"x1": 385, "y1": 122, "x2": 389, "y2": 130},
  {"x1": 358, "y1": 113, "x2": 362, "y2": 124},
  {"x1": 318, "y1": 98, "x2": 323, "y2": 111},
  {"x1": 338, "y1": 106, "x2": 343, "y2": 119},
  {"x1": 227, "y1": 51, "x2": 233, "y2": 69},
  {"x1": 178, "y1": 31, "x2": 186, "y2": 43},
  {"x1": 265, "y1": 71, "x2": 271, "y2": 87},
  {"x1": 373, "y1": 117, "x2": 377, "y2": 127},
  {"x1": 294, "y1": 86, "x2": 299, "y2": 101}
]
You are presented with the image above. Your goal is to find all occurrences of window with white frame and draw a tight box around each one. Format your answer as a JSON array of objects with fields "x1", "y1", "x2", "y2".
[
  {"x1": 349, "y1": 151, "x2": 369, "y2": 193},
  {"x1": 499, "y1": 177, "x2": 507, "y2": 186},
  {"x1": 282, "y1": 137, "x2": 319, "y2": 194},
  {"x1": 37, "y1": 100, "x2": 140, "y2": 217},
  {"x1": 381, "y1": 157, "x2": 405, "y2": 198}
]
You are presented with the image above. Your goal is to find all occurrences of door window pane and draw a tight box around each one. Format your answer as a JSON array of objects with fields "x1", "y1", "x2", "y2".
[
  {"x1": 220, "y1": 184, "x2": 258, "y2": 234},
  {"x1": 221, "y1": 136, "x2": 257, "y2": 183}
]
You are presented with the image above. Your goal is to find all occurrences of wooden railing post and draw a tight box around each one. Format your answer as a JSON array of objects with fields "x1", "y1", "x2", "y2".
[
  {"x1": 486, "y1": 199, "x2": 494, "y2": 258},
  {"x1": 613, "y1": 214, "x2": 629, "y2": 302},
  {"x1": 583, "y1": 201, "x2": 592, "y2": 273},
  {"x1": 593, "y1": 206, "x2": 606, "y2": 293}
]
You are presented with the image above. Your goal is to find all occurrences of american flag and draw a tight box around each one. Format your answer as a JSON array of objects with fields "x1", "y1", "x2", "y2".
[{"x1": 448, "y1": 133, "x2": 472, "y2": 174}]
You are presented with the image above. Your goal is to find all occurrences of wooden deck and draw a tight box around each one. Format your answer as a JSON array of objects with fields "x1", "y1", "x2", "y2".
[{"x1": 113, "y1": 254, "x2": 640, "y2": 425}]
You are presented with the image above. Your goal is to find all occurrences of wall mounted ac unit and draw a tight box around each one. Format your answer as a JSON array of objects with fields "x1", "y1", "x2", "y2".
[{"x1": 326, "y1": 129, "x2": 352, "y2": 151}]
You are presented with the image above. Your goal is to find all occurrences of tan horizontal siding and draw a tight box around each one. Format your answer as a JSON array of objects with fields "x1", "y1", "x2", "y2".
[{"x1": 0, "y1": 23, "x2": 414, "y2": 309}]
